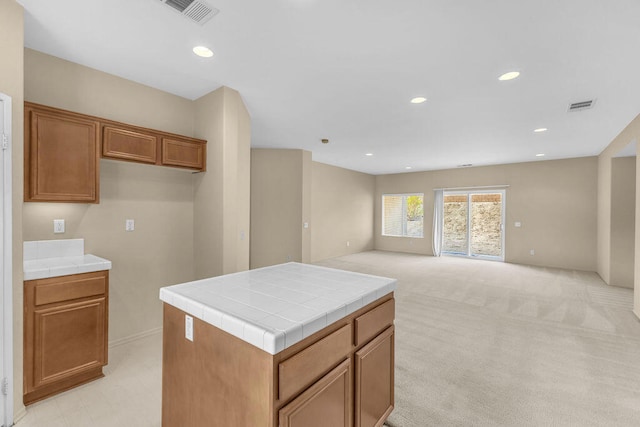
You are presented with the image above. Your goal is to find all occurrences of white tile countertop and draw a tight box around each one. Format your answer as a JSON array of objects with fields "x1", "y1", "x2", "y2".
[
  {"x1": 23, "y1": 239, "x2": 112, "y2": 280},
  {"x1": 159, "y1": 262, "x2": 396, "y2": 355}
]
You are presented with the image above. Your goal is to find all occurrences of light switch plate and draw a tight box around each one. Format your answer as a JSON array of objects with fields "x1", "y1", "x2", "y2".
[
  {"x1": 53, "y1": 219, "x2": 65, "y2": 234},
  {"x1": 125, "y1": 219, "x2": 135, "y2": 232}
]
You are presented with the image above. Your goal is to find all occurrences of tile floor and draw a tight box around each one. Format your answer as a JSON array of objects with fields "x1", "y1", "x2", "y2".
[{"x1": 16, "y1": 332, "x2": 163, "y2": 427}]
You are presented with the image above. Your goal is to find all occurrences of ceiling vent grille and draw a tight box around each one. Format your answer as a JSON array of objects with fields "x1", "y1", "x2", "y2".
[
  {"x1": 158, "y1": 0, "x2": 219, "y2": 25},
  {"x1": 568, "y1": 99, "x2": 596, "y2": 112}
]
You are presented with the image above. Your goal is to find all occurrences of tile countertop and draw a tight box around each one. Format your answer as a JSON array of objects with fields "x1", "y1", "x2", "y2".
[
  {"x1": 159, "y1": 262, "x2": 397, "y2": 355},
  {"x1": 23, "y1": 239, "x2": 112, "y2": 281}
]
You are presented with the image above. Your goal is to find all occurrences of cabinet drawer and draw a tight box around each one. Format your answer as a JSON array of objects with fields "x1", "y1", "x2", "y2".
[
  {"x1": 279, "y1": 324, "x2": 352, "y2": 402},
  {"x1": 354, "y1": 298, "x2": 394, "y2": 347},
  {"x1": 32, "y1": 271, "x2": 107, "y2": 306}
]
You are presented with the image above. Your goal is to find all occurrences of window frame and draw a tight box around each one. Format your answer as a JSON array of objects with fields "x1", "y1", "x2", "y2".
[{"x1": 381, "y1": 193, "x2": 425, "y2": 238}]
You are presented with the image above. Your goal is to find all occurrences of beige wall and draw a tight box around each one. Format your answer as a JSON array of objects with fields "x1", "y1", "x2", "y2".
[
  {"x1": 596, "y1": 114, "x2": 640, "y2": 319},
  {"x1": 249, "y1": 150, "x2": 375, "y2": 266},
  {"x1": 0, "y1": 0, "x2": 24, "y2": 419},
  {"x1": 610, "y1": 157, "x2": 635, "y2": 288},
  {"x1": 597, "y1": 115, "x2": 640, "y2": 285},
  {"x1": 250, "y1": 149, "x2": 306, "y2": 268},
  {"x1": 311, "y1": 162, "x2": 376, "y2": 262},
  {"x1": 193, "y1": 87, "x2": 251, "y2": 278},
  {"x1": 23, "y1": 49, "x2": 197, "y2": 342},
  {"x1": 375, "y1": 157, "x2": 598, "y2": 271}
]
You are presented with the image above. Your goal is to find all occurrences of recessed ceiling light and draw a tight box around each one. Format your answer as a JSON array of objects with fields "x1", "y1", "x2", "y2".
[
  {"x1": 534, "y1": 128, "x2": 548, "y2": 133},
  {"x1": 405, "y1": 166, "x2": 412, "y2": 170},
  {"x1": 410, "y1": 97, "x2": 427, "y2": 104},
  {"x1": 536, "y1": 153, "x2": 545, "y2": 157},
  {"x1": 193, "y1": 46, "x2": 214, "y2": 58},
  {"x1": 498, "y1": 71, "x2": 520, "y2": 81},
  {"x1": 365, "y1": 153, "x2": 373, "y2": 156}
]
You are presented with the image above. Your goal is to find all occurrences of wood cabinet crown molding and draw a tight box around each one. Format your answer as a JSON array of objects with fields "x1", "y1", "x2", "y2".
[{"x1": 24, "y1": 102, "x2": 207, "y2": 203}]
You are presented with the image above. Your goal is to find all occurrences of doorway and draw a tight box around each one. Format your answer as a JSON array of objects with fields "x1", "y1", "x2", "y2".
[
  {"x1": 0, "y1": 93, "x2": 13, "y2": 427},
  {"x1": 442, "y1": 190, "x2": 505, "y2": 261}
]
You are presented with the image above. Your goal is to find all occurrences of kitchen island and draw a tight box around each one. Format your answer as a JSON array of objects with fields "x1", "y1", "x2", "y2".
[{"x1": 159, "y1": 262, "x2": 396, "y2": 427}]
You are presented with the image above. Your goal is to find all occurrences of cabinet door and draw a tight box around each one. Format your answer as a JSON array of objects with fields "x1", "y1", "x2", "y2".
[
  {"x1": 355, "y1": 326, "x2": 394, "y2": 427},
  {"x1": 102, "y1": 126, "x2": 157, "y2": 164},
  {"x1": 25, "y1": 107, "x2": 100, "y2": 202},
  {"x1": 32, "y1": 297, "x2": 107, "y2": 389},
  {"x1": 161, "y1": 137, "x2": 205, "y2": 170},
  {"x1": 279, "y1": 359, "x2": 352, "y2": 427}
]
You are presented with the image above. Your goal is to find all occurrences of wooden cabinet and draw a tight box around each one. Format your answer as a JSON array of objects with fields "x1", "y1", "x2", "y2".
[
  {"x1": 102, "y1": 125, "x2": 206, "y2": 171},
  {"x1": 24, "y1": 103, "x2": 100, "y2": 203},
  {"x1": 162, "y1": 294, "x2": 395, "y2": 427},
  {"x1": 24, "y1": 270, "x2": 109, "y2": 405},
  {"x1": 24, "y1": 102, "x2": 207, "y2": 203},
  {"x1": 355, "y1": 326, "x2": 394, "y2": 427},
  {"x1": 161, "y1": 137, "x2": 205, "y2": 170},
  {"x1": 102, "y1": 126, "x2": 157, "y2": 164},
  {"x1": 279, "y1": 359, "x2": 352, "y2": 427}
]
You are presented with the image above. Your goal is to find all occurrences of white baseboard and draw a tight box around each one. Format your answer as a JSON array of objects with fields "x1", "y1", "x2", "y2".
[{"x1": 108, "y1": 327, "x2": 162, "y2": 349}]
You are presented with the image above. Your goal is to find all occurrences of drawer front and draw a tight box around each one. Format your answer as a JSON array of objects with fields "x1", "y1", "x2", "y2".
[
  {"x1": 279, "y1": 323, "x2": 352, "y2": 402},
  {"x1": 33, "y1": 271, "x2": 107, "y2": 306},
  {"x1": 354, "y1": 298, "x2": 394, "y2": 347}
]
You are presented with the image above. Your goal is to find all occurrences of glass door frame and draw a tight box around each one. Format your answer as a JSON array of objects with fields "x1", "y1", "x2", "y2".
[{"x1": 441, "y1": 189, "x2": 506, "y2": 261}]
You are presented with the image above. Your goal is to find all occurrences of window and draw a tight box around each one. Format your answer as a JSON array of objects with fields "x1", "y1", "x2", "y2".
[{"x1": 382, "y1": 193, "x2": 424, "y2": 237}]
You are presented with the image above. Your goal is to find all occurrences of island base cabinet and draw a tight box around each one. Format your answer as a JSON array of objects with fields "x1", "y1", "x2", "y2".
[
  {"x1": 162, "y1": 294, "x2": 395, "y2": 427},
  {"x1": 355, "y1": 326, "x2": 395, "y2": 427},
  {"x1": 279, "y1": 359, "x2": 352, "y2": 427}
]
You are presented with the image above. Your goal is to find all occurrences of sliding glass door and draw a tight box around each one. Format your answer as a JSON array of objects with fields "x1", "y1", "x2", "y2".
[{"x1": 442, "y1": 190, "x2": 505, "y2": 260}]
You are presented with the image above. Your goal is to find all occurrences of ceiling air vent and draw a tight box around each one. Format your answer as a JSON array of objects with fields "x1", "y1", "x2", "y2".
[
  {"x1": 158, "y1": 0, "x2": 219, "y2": 25},
  {"x1": 568, "y1": 99, "x2": 596, "y2": 112}
]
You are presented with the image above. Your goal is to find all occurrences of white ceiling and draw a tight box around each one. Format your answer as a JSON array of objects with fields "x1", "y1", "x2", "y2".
[{"x1": 16, "y1": 0, "x2": 640, "y2": 175}]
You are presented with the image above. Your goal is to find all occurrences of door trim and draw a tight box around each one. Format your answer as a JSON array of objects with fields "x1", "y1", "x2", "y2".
[{"x1": 0, "y1": 92, "x2": 14, "y2": 427}]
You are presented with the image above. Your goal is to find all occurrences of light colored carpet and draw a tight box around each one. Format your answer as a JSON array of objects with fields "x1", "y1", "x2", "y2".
[{"x1": 316, "y1": 251, "x2": 640, "y2": 427}]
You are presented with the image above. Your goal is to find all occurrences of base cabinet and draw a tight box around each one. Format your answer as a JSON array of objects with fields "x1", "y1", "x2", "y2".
[
  {"x1": 279, "y1": 359, "x2": 352, "y2": 427},
  {"x1": 355, "y1": 326, "x2": 395, "y2": 427},
  {"x1": 162, "y1": 295, "x2": 395, "y2": 427},
  {"x1": 24, "y1": 270, "x2": 109, "y2": 405}
]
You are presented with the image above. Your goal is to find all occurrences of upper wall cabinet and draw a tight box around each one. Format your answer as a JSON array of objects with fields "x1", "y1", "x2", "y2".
[
  {"x1": 101, "y1": 122, "x2": 206, "y2": 171},
  {"x1": 24, "y1": 102, "x2": 207, "y2": 203},
  {"x1": 24, "y1": 103, "x2": 100, "y2": 203}
]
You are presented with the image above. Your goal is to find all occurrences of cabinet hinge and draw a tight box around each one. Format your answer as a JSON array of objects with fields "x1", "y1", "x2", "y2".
[
  {"x1": 1, "y1": 377, "x2": 8, "y2": 395},
  {"x1": 1, "y1": 134, "x2": 8, "y2": 150}
]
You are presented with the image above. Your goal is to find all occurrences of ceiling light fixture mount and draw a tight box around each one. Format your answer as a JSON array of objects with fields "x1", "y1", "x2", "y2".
[
  {"x1": 193, "y1": 46, "x2": 213, "y2": 58},
  {"x1": 536, "y1": 153, "x2": 545, "y2": 157},
  {"x1": 410, "y1": 97, "x2": 427, "y2": 104},
  {"x1": 534, "y1": 128, "x2": 548, "y2": 133},
  {"x1": 498, "y1": 71, "x2": 520, "y2": 81},
  {"x1": 365, "y1": 153, "x2": 373, "y2": 156}
]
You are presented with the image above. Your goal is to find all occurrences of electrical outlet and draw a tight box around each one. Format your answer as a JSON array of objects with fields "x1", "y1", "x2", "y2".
[
  {"x1": 125, "y1": 219, "x2": 135, "y2": 232},
  {"x1": 53, "y1": 219, "x2": 65, "y2": 234},
  {"x1": 346, "y1": 241, "x2": 350, "y2": 247},
  {"x1": 185, "y1": 315, "x2": 194, "y2": 341},
  {"x1": 530, "y1": 249, "x2": 535, "y2": 256}
]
